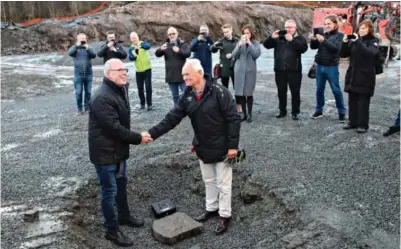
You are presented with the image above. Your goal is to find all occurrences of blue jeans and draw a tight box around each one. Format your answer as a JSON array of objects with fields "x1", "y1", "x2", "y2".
[
  {"x1": 136, "y1": 69, "x2": 152, "y2": 106},
  {"x1": 168, "y1": 82, "x2": 186, "y2": 106},
  {"x1": 395, "y1": 110, "x2": 400, "y2": 127},
  {"x1": 315, "y1": 64, "x2": 346, "y2": 114},
  {"x1": 95, "y1": 160, "x2": 130, "y2": 231},
  {"x1": 74, "y1": 73, "x2": 92, "y2": 111}
]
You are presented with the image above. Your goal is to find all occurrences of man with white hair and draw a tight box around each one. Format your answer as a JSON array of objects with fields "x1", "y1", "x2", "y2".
[
  {"x1": 190, "y1": 24, "x2": 214, "y2": 75},
  {"x1": 88, "y1": 58, "x2": 152, "y2": 247},
  {"x1": 263, "y1": 19, "x2": 308, "y2": 120},
  {"x1": 68, "y1": 33, "x2": 96, "y2": 115},
  {"x1": 143, "y1": 59, "x2": 242, "y2": 235},
  {"x1": 128, "y1": 32, "x2": 153, "y2": 110},
  {"x1": 155, "y1": 27, "x2": 191, "y2": 106}
]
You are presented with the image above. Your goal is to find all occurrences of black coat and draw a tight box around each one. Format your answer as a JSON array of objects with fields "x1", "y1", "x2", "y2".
[
  {"x1": 88, "y1": 77, "x2": 142, "y2": 165},
  {"x1": 148, "y1": 75, "x2": 241, "y2": 164},
  {"x1": 97, "y1": 41, "x2": 128, "y2": 64},
  {"x1": 263, "y1": 33, "x2": 308, "y2": 72},
  {"x1": 339, "y1": 35, "x2": 381, "y2": 97},
  {"x1": 155, "y1": 39, "x2": 191, "y2": 83},
  {"x1": 209, "y1": 36, "x2": 240, "y2": 77},
  {"x1": 310, "y1": 29, "x2": 344, "y2": 66}
]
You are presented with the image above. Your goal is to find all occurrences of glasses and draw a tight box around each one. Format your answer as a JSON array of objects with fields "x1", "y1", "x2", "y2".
[
  {"x1": 109, "y1": 68, "x2": 128, "y2": 73},
  {"x1": 168, "y1": 33, "x2": 177, "y2": 36}
]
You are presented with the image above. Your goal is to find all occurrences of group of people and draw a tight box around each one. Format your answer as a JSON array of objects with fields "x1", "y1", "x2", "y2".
[{"x1": 65, "y1": 14, "x2": 400, "y2": 247}]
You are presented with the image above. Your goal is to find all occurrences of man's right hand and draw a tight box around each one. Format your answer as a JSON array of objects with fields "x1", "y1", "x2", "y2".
[
  {"x1": 107, "y1": 41, "x2": 115, "y2": 48},
  {"x1": 272, "y1": 30, "x2": 280, "y2": 39},
  {"x1": 140, "y1": 132, "x2": 153, "y2": 144},
  {"x1": 76, "y1": 41, "x2": 81, "y2": 46},
  {"x1": 226, "y1": 53, "x2": 232, "y2": 59},
  {"x1": 160, "y1": 43, "x2": 168, "y2": 50}
]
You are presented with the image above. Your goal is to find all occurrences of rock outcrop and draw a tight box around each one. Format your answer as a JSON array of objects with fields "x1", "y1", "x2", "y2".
[{"x1": 1, "y1": 2, "x2": 313, "y2": 55}]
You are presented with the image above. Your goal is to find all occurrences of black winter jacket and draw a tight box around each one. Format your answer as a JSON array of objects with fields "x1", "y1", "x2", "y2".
[
  {"x1": 155, "y1": 39, "x2": 191, "y2": 83},
  {"x1": 148, "y1": 75, "x2": 241, "y2": 164},
  {"x1": 88, "y1": 77, "x2": 142, "y2": 165},
  {"x1": 310, "y1": 29, "x2": 344, "y2": 66},
  {"x1": 97, "y1": 41, "x2": 128, "y2": 64},
  {"x1": 339, "y1": 35, "x2": 382, "y2": 97},
  {"x1": 263, "y1": 33, "x2": 308, "y2": 72}
]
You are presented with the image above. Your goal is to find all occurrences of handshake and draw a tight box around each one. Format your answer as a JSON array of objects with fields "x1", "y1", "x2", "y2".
[{"x1": 140, "y1": 132, "x2": 153, "y2": 144}]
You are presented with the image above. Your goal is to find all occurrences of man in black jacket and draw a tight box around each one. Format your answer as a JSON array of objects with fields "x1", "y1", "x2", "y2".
[
  {"x1": 97, "y1": 31, "x2": 128, "y2": 64},
  {"x1": 155, "y1": 27, "x2": 191, "y2": 106},
  {"x1": 88, "y1": 59, "x2": 152, "y2": 247},
  {"x1": 264, "y1": 20, "x2": 308, "y2": 120},
  {"x1": 143, "y1": 59, "x2": 241, "y2": 235}
]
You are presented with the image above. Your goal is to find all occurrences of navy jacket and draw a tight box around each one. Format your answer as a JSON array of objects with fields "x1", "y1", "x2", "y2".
[
  {"x1": 68, "y1": 45, "x2": 96, "y2": 76},
  {"x1": 190, "y1": 36, "x2": 214, "y2": 75}
]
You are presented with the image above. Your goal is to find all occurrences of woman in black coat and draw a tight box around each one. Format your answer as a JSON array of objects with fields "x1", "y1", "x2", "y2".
[{"x1": 339, "y1": 19, "x2": 383, "y2": 133}]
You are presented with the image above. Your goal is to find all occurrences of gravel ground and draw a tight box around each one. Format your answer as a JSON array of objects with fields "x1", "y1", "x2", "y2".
[{"x1": 1, "y1": 47, "x2": 399, "y2": 249}]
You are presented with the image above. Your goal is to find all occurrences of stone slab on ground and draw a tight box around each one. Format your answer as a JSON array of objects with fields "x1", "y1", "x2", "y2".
[{"x1": 152, "y1": 212, "x2": 203, "y2": 245}]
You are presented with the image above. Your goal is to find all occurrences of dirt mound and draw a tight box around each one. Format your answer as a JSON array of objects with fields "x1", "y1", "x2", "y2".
[{"x1": 1, "y1": 2, "x2": 312, "y2": 56}]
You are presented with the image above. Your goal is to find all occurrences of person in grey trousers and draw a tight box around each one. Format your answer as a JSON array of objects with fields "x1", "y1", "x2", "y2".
[{"x1": 232, "y1": 24, "x2": 261, "y2": 123}]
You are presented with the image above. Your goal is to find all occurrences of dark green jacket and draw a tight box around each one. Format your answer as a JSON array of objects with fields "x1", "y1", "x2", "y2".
[{"x1": 210, "y1": 36, "x2": 239, "y2": 77}]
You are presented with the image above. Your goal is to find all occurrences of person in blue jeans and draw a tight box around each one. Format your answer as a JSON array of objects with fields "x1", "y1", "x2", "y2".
[
  {"x1": 383, "y1": 110, "x2": 400, "y2": 136},
  {"x1": 88, "y1": 59, "x2": 153, "y2": 247},
  {"x1": 68, "y1": 33, "x2": 96, "y2": 115},
  {"x1": 310, "y1": 15, "x2": 346, "y2": 122},
  {"x1": 155, "y1": 27, "x2": 191, "y2": 106}
]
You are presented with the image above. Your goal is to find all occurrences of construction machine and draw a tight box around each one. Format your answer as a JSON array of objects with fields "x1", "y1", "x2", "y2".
[{"x1": 313, "y1": 1, "x2": 400, "y2": 66}]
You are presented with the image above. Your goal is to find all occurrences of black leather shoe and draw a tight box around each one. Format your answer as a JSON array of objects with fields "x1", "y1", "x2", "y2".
[
  {"x1": 292, "y1": 114, "x2": 299, "y2": 120},
  {"x1": 118, "y1": 216, "x2": 144, "y2": 228},
  {"x1": 276, "y1": 112, "x2": 287, "y2": 118},
  {"x1": 246, "y1": 115, "x2": 253, "y2": 123},
  {"x1": 194, "y1": 210, "x2": 219, "y2": 222},
  {"x1": 215, "y1": 217, "x2": 231, "y2": 235},
  {"x1": 383, "y1": 126, "x2": 400, "y2": 136},
  {"x1": 105, "y1": 229, "x2": 134, "y2": 247},
  {"x1": 343, "y1": 124, "x2": 357, "y2": 130}
]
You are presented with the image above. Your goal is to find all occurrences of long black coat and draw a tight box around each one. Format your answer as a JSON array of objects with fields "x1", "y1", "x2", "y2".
[
  {"x1": 88, "y1": 77, "x2": 142, "y2": 165},
  {"x1": 339, "y1": 35, "x2": 381, "y2": 97},
  {"x1": 148, "y1": 75, "x2": 241, "y2": 164},
  {"x1": 155, "y1": 39, "x2": 191, "y2": 83}
]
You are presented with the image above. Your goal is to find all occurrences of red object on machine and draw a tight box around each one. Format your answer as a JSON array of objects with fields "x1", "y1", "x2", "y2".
[{"x1": 16, "y1": 1, "x2": 108, "y2": 28}]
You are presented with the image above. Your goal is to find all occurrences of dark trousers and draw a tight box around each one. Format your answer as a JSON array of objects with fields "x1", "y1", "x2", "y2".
[
  {"x1": 236, "y1": 96, "x2": 253, "y2": 118},
  {"x1": 95, "y1": 160, "x2": 130, "y2": 231},
  {"x1": 136, "y1": 69, "x2": 152, "y2": 106},
  {"x1": 221, "y1": 74, "x2": 235, "y2": 90},
  {"x1": 348, "y1": 92, "x2": 371, "y2": 130},
  {"x1": 395, "y1": 110, "x2": 400, "y2": 127},
  {"x1": 275, "y1": 71, "x2": 302, "y2": 114}
]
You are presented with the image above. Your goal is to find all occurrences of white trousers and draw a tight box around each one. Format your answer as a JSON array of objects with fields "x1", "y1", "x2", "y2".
[{"x1": 199, "y1": 160, "x2": 232, "y2": 218}]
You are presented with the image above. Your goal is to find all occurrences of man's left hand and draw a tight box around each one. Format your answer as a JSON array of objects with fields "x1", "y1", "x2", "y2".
[
  {"x1": 172, "y1": 46, "x2": 179, "y2": 53},
  {"x1": 285, "y1": 34, "x2": 293, "y2": 42},
  {"x1": 83, "y1": 44, "x2": 89, "y2": 49},
  {"x1": 227, "y1": 149, "x2": 238, "y2": 159}
]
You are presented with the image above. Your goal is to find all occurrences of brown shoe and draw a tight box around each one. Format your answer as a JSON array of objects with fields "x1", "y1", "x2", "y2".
[
  {"x1": 215, "y1": 217, "x2": 230, "y2": 235},
  {"x1": 194, "y1": 210, "x2": 219, "y2": 222}
]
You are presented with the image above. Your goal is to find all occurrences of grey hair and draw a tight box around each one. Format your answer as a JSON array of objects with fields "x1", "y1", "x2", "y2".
[
  {"x1": 185, "y1": 59, "x2": 204, "y2": 75},
  {"x1": 285, "y1": 19, "x2": 297, "y2": 27},
  {"x1": 130, "y1": 32, "x2": 138, "y2": 38},
  {"x1": 104, "y1": 59, "x2": 122, "y2": 75}
]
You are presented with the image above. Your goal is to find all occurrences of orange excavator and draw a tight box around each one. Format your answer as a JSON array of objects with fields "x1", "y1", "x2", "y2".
[{"x1": 313, "y1": 1, "x2": 400, "y2": 66}]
